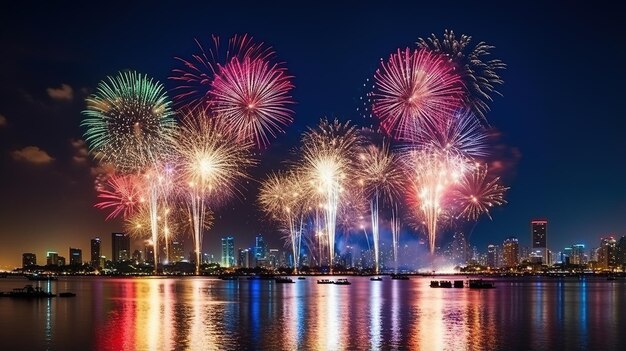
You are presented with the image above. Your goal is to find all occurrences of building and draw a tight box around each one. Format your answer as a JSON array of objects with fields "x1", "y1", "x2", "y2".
[
  {"x1": 22, "y1": 253, "x2": 36, "y2": 267},
  {"x1": 145, "y1": 242, "x2": 155, "y2": 264},
  {"x1": 221, "y1": 236, "x2": 235, "y2": 268},
  {"x1": 268, "y1": 248, "x2": 279, "y2": 268},
  {"x1": 255, "y1": 234, "x2": 267, "y2": 261},
  {"x1": 502, "y1": 237, "x2": 520, "y2": 268},
  {"x1": 570, "y1": 244, "x2": 586, "y2": 265},
  {"x1": 617, "y1": 237, "x2": 626, "y2": 267},
  {"x1": 449, "y1": 231, "x2": 470, "y2": 266},
  {"x1": 46, "y1": 251, "x2": 59, "y2": 266},
  {"x1": 238, "y1": 248, "x2": 252, "y2": 268},
  {"x1": 487, "y1": 245, "x2": 499, "y2": 268},
  {"x1": 531, "y1": 220, "x2": 548, "y2": 264},
  {"x1": 597, "y1": 237, "x2": 617, "y2": 270},
  {"x1": 69, "y1": 247, "x2": 82, "y2": 266},
  {"x1": 58, "y1": 256, "x2": 66, "y2": 266},
  {"x1": 112, "y1": 232, "x2": 130, "y2": 263},
  {"x1": 91, "y1": 237, "x2": 101, "y2": 268},
  {"x1": 132, "y1": 249, "x2": 142, "y2": 264},
  {"x1": 171, "y1": 241, "x2": 185, "y2": 262}
]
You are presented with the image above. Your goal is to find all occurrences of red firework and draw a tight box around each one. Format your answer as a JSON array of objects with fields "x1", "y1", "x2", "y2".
[
  {"x1": 210, "y1": 56, "x2": 295, "y2": 148},
  {"x1": 170, "y1": 34, "x2": 273, "y2": 110},
  {"x1": 372, "y1": 48, "x2": 463, "y2": 141},
  {"x1": 95, "y1": 174, "x2": 144, "y2": 220}
]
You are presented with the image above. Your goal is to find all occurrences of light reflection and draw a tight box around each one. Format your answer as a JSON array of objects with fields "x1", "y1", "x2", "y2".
[{"x1": 369, "y1": 279, "x2": 382, "y2": 348}]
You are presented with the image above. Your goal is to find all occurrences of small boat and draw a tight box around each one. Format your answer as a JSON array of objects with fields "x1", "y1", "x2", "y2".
[
  {"x1": 9, "y1": 285, "x2": 56, "y2": 298},
  {"x1": 468, "y1": 279, "x2": 495, "y2": 289},
  {"x1": 297, "y1": 276, "x2": 306, "y2": 280},
  {"x1": 607, "y1": 276, "x2": 617, "y2": 281},
  {"x1": 439, "y1": 281, "x2": 452, "y2": 288},
  {"x1": 275, "y1": 277, "x2": 295, "y2": 284},
  {"x1": 334, "y1": 279, "x2": 351, "y2": 285},
  {"x1": 430, "y1": 281, "x2": 439, "y2": 288},
  {"x1": 370, "y1": 277, "x2": 383, "y2": 281},
  {"x1": 59, "y1": 292, "x2": 76, "y2": 297},
  {"x1": 391, "y1": 274, "x2": 410, "y2": 280},
  {"x1": 26, "y1": 274, "x2": 58, "y2": 281},
  {"x1": 454, "y1": 280, "x2": 464, "y2": 288},
  {"x1": 317, "y1": 279, "x2": 335, "y2": 284}
]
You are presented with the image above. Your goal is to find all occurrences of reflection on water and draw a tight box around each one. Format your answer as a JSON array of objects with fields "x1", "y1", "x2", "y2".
[{"x1": 0, "y1": 276, "x2": 625, "y2": 350}]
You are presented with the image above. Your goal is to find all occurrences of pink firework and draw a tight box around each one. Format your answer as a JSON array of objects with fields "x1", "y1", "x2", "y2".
[
  {"x1": 170, "y1": 34, "x2": 273, "y2": 110},
  {"x1": 453, "y1": 165, "x2": 508, "y2": 221},
  {"x1": 95, "y1": 174, "x2": 144, "y2": 220},
  {"x1": 372, "y1": 48, "x2": 463, "y2": 140},
  {"x1": 210, "y1": 56, "x2": 295, "y2": 148}
]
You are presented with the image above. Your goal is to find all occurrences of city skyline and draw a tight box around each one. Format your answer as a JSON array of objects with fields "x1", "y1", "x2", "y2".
[{"x1": 1, "y1": 2, "x2": 626, "y2": 268}]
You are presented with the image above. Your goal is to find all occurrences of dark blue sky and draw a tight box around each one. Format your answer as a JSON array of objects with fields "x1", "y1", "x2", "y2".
[{"x1": 1, "y1": 1, "x2": 625, "y2": 267}]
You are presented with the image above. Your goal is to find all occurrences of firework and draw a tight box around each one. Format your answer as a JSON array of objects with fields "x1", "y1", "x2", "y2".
[
  {"x1": 416, "y1": 108, "x2": 489, "y2": 159},
  {"x1": 95, "y1": 173, "x2": 143, "y2": 220},
  {"x1": 372, "y1": 48, "x2": 463, "y2": 140},
  {"x1": 259, "y1": 171, "x2": 306, "y2": 271},
  {"x1": 404, "y1": 146, "x2": 470, "y2": 254},
  {"x1": 81, "y1": 71, "x2": 177, "y2": 172},
  {"x1": 210, "y1": 56, "x2": 294, "y2": 148},
  {"x1": 176, "y1": 110, "x2": 256, "y2": 273},
  {"x1": 417, "y1": 30, "x2": 506, "y2": 123},
  {"x1": 355, "y1": 141, "x2": 404, "y2": 273},
  {"x1": 300, "y1": 118, "x2": 361, "y2": 271},
  {"x1": 453, "y1": 164, "x2": 508, "y2": 221}
]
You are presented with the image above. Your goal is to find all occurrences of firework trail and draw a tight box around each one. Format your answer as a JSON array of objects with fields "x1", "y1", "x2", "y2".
[
  {"x1": 300, "y1": 119, "x2": 361, "y2": 272},
  {"x1": 417, "y1": 30, "x2": 506, "y2": 123},
  {"x1": 372, "y1": 48, "x2": 463, "y2": 140},
  {"x1": 356, "y1": 141, "x2": 404, "y2": 273},
  {"x1": 176, "y1": 110, "x2": 256, "y2": 273}
]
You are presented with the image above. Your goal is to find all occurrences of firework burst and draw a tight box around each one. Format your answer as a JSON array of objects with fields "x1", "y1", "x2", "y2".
[
  {"x1": 81, "y1": 71, "x2": 177, "y2": 172},
  {"x1": 95, "y1": 173, "x2": 144, "y2": 220},
  {"x1": 210, "y1": 56, "x2": 294, "y2": 148},
  {"x1": 453, "y1": 164, "x2": 508, "y2": 221},
  {"x1": 170, "y1": 34, "x2": 273, "y2": 110},
  {"x1": 372, "y1": 48, "x2": 463, "y2": 140},
  {"x1": 417, "y1": 30, "x2": 506, "y2": 123}
]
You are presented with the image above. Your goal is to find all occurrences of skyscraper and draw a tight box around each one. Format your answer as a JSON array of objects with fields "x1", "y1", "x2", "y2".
[
  {"x1": 487, "y1": 245, "x2": 499, "y2": 268},
  {"x1": 46, "y1": 251, "x2": 59, "y2": 266},
  {"x1": 171, "y1": 241, "x2": 185, "y2": 262},
  {"x1": 112, "y1": 232, "x2": 130, "y2": 263},
  {"x1": 502, "y1": 237, "x2": 519, "y2": 268},
  {"x1": 22, "y1": 253, "x2": 36, "y2": 267},
  {"x1": 570, "y1": 244, "x2": 586, "y2": 265},
  {"x1": 531, "y1": 219, "x2": 547, "y2": 264},
  {"x1": 69, "y1": 247, "x2": 82, "y2": 266},
  {"x1": 255, "y1": 234, "x2": 267, "y2": 260},
  {"x1": 221, "y1": 236, "x2": 235, "y2": 267},
  {"x1": 597, "y1": 237, "x2": 617, "y2": 270},
  {"x1": 145, "y1": 242, "x2": 155, "y2": 264},
  {"x1": 91, "y1": 237, "x2": 101, "y2": 268},
  {"x1": 617, "y1": 237, "x2": 626, "y2": 267}
]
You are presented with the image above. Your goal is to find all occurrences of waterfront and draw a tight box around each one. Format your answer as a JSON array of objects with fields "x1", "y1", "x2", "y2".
[{"x1": 1, "y1": 276, "x2": 625, "y2": 350}]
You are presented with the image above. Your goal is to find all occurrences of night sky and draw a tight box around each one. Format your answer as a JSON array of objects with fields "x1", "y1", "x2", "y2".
[{"x1": 1, "y1": 1, "x2": 625, "y2": 268}]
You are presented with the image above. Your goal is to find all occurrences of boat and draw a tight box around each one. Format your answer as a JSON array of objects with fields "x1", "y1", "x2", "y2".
[
  {"x1": 391, "y1": 274, "x2": 410, "y2": 280},
  {"x1": 607, "y1": 276, "x2": 617, "y2": 281},
  {"x1": 468, "y1": 279, "x2": 495, "y2": 289},
  {"x1": 370, "y1": 277, "x2": 383, "y2": 281},
  {"x1": 59, "y1": 292, "x2": 76, "y2": 297},
  {"x1": 454, "y1": 280, "x2": 464, "y2": 288},
  {"x1": 275, "y1": 277, "x2": 295, "y2": 284},
  {"x1": 439, "y1": 281, "x2": 452, "y2": 288},
  {"x1": 334, "y1": 279, "x2": 351, "y2": 285},
  {"x1": 317, "y1": 279, "x2": 334, "y2": 284},
  {"x1": 26, "y1": 274, "x2": 58, "y2": 281},
  {"x1": 430, "y1": 281, "x2": 439, "y2": 288},
  {"x1": 219, "y1": 275, "x2": 238, "y2": 281},
  {"x1": 9, "y1": 285, "x2": 56, "y2": 298},
  {"x1": 297, "y1": 277, "x2": 306, "y2": 280}
]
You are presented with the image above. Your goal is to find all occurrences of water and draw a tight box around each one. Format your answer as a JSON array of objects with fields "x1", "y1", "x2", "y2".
[{"x1": 0, "y1": 276, "x2": 624, "y2": 350}]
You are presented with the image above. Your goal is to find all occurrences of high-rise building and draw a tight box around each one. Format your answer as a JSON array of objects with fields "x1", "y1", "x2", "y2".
[
  {"x1": 531, "y1": 220, "x2": 548, "y2": 264},
  {"x1": 597, "y1": 237, "x2": 617, "y2": 270},
  {"x1": 112, "y1": 232, "x2": 130, "y2": 263},
  {"x1": 449, "y1": 231, "x2": 470, "y2": 265},
  {"x1": 268, "y1": 248, "x2": 279, "y2": 268},
  {"x1": 145, "y1": 242, "x2": 155, "y2": 264},
  {"x1": 570, "y1": 244, "x2": 586, "y2": 265},
  {"x1": 132, "y1": 249, "x2": 143, "y2": 263},
  {"x1": 221, "y1": 236, "x2": 235, "y2": 267},
  {"x1": 255, "y1": 234, "x2": 267, "y2": 261},
  {"x1": 69, "y1": 247, "x2": 82, "y2": 266},
  {"x1": 22, "y1": 253, "x2": 36, "y2": 267},
  {"x1": 46, "y1": 251, "x2": 59, "y2": 266},
  {"x1": 502, "y1": 237, "x2": 519, "y2": 268},
  {"x1": 91, "y1": 237, "x2": 101, "y2": 268},
  {"x1": 171, "y1": 241, "x2": 185, "y2": 262},
  {"x1": 58, "y1": 256, "x2": 66, "y2": 266},
  {"x1": 487, "y1": 245, "x2": 499, "y2": 268},
  {"x1": 616, "y1": 237, "x2": 626, "y2": 267}
]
